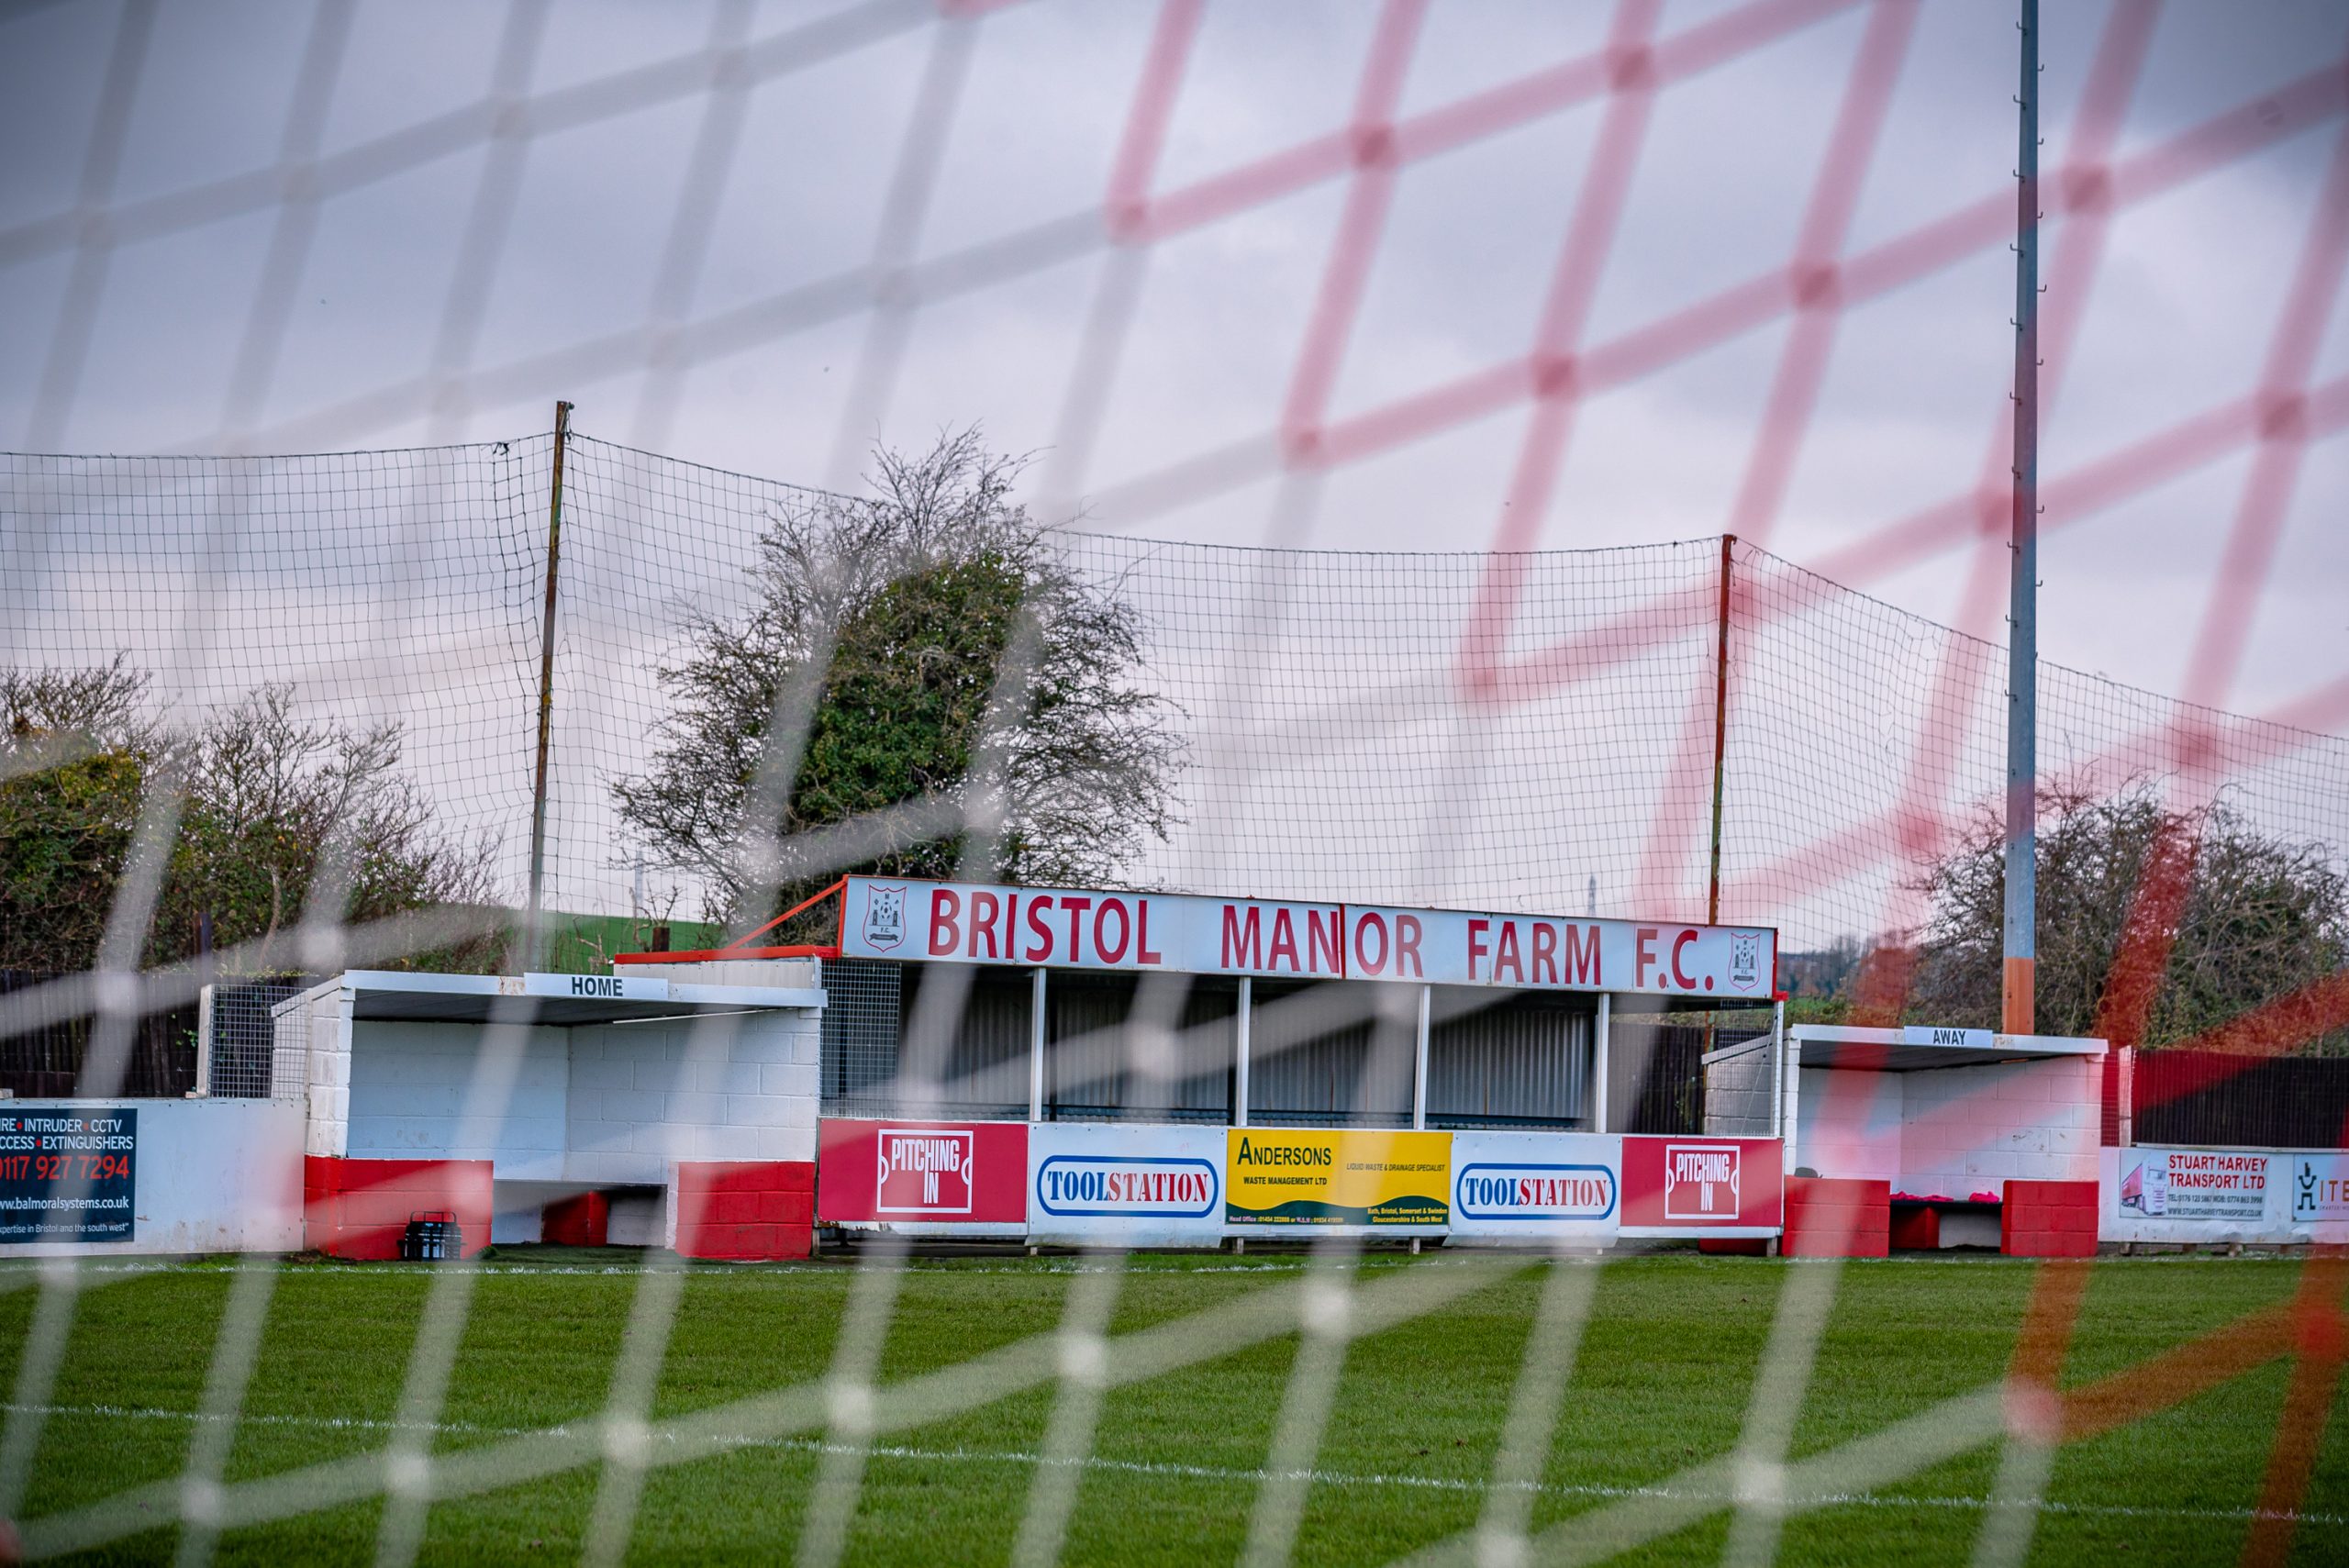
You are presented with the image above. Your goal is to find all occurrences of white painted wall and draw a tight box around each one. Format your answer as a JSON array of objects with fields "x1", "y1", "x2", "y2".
[
  {"x1": 1787, "y1": 1051, "x2": 2100, "y2": 1195},
  {"x1": 0, "y1": 1098, "x2": 304, "y2": 1258},
  {"x1": 1900, "y1": 1056, "x2": 2100, "y2": 1195},
  {"x1": 284, "y1": 962, "x2": 825, "y2": 1244},
  {"x1": 564, "y1": 1008, "x2": 820, "y2": 1185},
  {"x1": 343, "y1": 1022, "x2": 573, "y2": 1179}
]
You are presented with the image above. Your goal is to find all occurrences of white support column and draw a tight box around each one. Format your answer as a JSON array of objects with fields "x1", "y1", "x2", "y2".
[
  {"x1": 1029, "y1": 967, "x2": 1047, "y2": 1124},
  {"x1": 1770, "y1": 997, "x2": 1786, "y2": 1143},
  {"x1": 1593, "y1": 993, "x2": 1612, "y2": 1134},
  {"x1": 1780, "y1": 1023, "x2": 1801, "y2": 1175},
  {"x1": 1234, "y1": 976, "x2": 1252, "y2": 1129},
  {"x1": 1411, "y1": 984, "x2": 1431, "y2": 1131}
]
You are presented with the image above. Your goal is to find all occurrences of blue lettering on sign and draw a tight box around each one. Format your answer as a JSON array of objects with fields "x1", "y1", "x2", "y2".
[
  {"x1": 1454, "y1": 1162, "x2": 1618, "y2": 1221},
  {"x1": 1034, "y1": 1155, "x2": 1219, "y2": 1218},
  {"x1": 569, "y1": 974, "x2": 627, "y2": 998}
]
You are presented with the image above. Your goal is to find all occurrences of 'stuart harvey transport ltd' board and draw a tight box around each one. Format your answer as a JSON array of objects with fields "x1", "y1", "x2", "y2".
[{"x1": 837, "y1": 876, "x2": 1778, "y2": 999}]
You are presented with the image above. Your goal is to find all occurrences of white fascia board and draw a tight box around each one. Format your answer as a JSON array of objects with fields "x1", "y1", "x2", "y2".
[{"x1": 283, "y1": 969, "x2": 821, "y2": 1014}]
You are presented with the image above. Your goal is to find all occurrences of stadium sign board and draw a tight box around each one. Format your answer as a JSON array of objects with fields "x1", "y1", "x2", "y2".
[
  {"x1": 1223, "y1": 1129, "x2": 1450, "y2": 1229},
  {"x1": 2290, "y1": 1153, "x2": 2349, "y2": 1224},
  {"x1": 1449, "y1": 1131, "x2": 1621, "y2": 1241},
  {"x1": 839, "y1": 877, "x2": 1776, "y2": 998},
  {"x1": 1028, "y1": 1124, "x2": 1223, "y2": 1246},
  {"x1": 1618, "y1": 1135, "x2": 1784, "y2": 1237},
  {"x1": 0, "y1": 1106, "x2": 137, "y2": 1244},
  {"x1": 2116, "y1": 1148, "x2": 2269, "y2": 1222},
  {"x1": 817, "y1": 1118, "x2": 1029, "y2": 1230}
]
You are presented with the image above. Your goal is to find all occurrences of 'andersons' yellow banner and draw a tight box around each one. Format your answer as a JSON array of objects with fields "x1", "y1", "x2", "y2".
[{"x1": 1225, "y1": 1129, "x2": 1452, "y2": 1226}]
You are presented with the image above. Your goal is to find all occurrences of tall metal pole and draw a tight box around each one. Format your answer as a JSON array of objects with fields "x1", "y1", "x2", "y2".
[
  {"x1": 2002, "y1": 3, "x2": 2040, "y2": 1036},
  {"x1": 524, "y1": 400, "x2": 573, "y2": 971},
  {"x1": 1706, "y1": 534, "x2": 1736, "y2": 929}
]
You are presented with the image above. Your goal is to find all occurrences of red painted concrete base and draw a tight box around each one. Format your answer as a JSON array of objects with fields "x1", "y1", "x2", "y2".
[
  {"x1": 674, "y1": 1162, "x2": 815, "y2": 1261},
  {"x1": 304, "y1": 1156, "x2": 494, "y2": 1260},
  {"x1": 1783, "y1": 1177, "x2": 1890, "y2": 1258},
  {"x1": 542, "y1": 1191, "x2": 609, "y2": 1247},
  {"x1": 1889, "y1": 1205, "x2": 1941, "y2": 1251},
  {"x1": 2001, "y1": 1179, "x2": 2098, "y2": 1258}
]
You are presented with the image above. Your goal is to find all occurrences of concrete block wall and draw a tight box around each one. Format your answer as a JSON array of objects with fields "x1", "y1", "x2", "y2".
[
  {"x1": 562, "y1": 1007, "x2": 820, "y2": 1184},
  {"x1": 1702, "y1": 1044, "x2": 1775, "y2": 1138},
  {"x1": 1792, "y1": 1065, "x2": 1902, "y2": 1182},
  {"x1": 272, "y1": 990, "x2": 350, "y2": 1155},
  {"x1": 1899, "y1": 1057, "x2": 2100, "y2": 1197},
  {"x1": 343, "y1": 1022, "x2": 573, "y2": 1179}
]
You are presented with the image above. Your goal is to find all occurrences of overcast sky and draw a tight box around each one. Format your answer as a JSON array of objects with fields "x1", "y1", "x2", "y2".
[{"x1": 4, "y1": 0, "x2": 2346, "y2": 725}]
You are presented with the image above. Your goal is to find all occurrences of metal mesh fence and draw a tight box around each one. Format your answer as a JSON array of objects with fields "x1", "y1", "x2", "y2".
[
  {"x1": 4, "y1": 2, "x2": 2349, "y2": 1563},
  {"x1": 204, "y1": 978, "x2": 309, "y2": 1100},
  {"x1": 7, "y1": 431, "x2": 2343, "y2": 958}
]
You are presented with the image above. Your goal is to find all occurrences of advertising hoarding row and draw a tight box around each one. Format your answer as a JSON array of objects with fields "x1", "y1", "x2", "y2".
[
  {"x1": 839, "y1": 876, "x2": 1776, "y2": 1000},
  {"x1": 2104, "y1": 1146, "x2": 2349, "y2": 1242},
  {"x1": 816, "y1": 1119, "x2": 1784, "y2": 1242}
]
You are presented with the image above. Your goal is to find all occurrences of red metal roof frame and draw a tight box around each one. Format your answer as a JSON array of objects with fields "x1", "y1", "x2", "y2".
[{"x1": 611, "y1": 878, "x2": 844, "y2": 965}]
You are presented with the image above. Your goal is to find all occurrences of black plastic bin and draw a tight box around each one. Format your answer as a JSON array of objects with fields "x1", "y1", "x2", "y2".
[{"x1": 398, "y1": 1211, "x2": 463, "y2": 1262}]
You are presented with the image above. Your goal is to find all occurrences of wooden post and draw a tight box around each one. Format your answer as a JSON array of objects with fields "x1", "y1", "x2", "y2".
[{"x1": 523, "y1": 400, "x2": 573, "y2": 970}]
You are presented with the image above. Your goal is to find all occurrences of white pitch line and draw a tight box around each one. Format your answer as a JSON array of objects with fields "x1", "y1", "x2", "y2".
[{"x1": 12, "y1": 1402, "x2": 2341, "y2": 1532}]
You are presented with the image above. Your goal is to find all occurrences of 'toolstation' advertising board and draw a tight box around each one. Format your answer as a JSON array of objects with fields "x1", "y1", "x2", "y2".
[
  {"x1": 1028, "y1": 1124, "x2": 1222, "y2": 1246},
  {"x1": 1449, "y1": 1131, "x2": 1621, "y2": 1243}
]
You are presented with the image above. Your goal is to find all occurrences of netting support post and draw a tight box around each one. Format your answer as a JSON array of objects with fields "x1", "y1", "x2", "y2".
[
  {"x1": 1707, "y1": 534, "x2": 1735, "y2": 929},
  {"x1": 2002, "y1": 0, "x2": 2040, "y2": 1036},
  {"x1": 522, "y1": 399, "x2": 574, "y2": 973}
]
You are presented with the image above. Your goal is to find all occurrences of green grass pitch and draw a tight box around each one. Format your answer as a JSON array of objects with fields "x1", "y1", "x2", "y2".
[{"x1": 4, "y1": 1248, "x2": 2345, "y2": 1564}]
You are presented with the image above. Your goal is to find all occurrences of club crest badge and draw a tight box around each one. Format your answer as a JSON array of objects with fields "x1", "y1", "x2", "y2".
[
  {"x1": 1729, "y1": 931, "x2": 1763, "y2": 992},
  {"x1": 861, "y1": 884, "x2": 907, "y2": 951}
]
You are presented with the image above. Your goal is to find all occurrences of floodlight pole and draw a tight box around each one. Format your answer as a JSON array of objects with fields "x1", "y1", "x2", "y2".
[
  {"x1": 524, "y1": 400, "x2": 573, "y2": 971},
  {"x1": 2002, "y1": 2, "x2": 2040, "y2": 1036},
  {"x1": 1706, "y1": 534, "x2": 1735, "y2": 929}
]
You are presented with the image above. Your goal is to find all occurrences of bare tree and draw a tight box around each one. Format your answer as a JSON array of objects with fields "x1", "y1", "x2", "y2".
[
  {"x1": 1909, "y1": 778, "x2": 2349, "y2": 1050},
  {"x1": 1, "y1": 669, "x2": 499, "y2": 973},
  {"x1": 612, "y1": 429, "x2": 1184, "y2": 929}
]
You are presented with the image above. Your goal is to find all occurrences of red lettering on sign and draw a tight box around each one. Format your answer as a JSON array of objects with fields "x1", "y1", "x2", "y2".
[
  {"x1": 1671, "y1": 929, "x2": 1698, "y2": 989},
  {"x1": 1636, "y1": 928, "x2": 1659, "y2": 988},
  {"x1": 1354, "y1": 911, "x2": 1389, "y2": 976},
  {"x1": 1096, "y1": 898, "x2": 1130, "y2": 963},
  {"x1": 1564, "y1": 923, "x2": 1599, "y2": 985},
  {"x1": 1495, "y1": 921, "x2": 1525, "y2": 984},
  {"x1": 1138, "y1": 899, "x2": 1163, "y2": 964},
  {"x1": 971, "y1": 891, "x2": 1000, "y2": 960},
  {"x1": 1397, "y1": 915, "x2": 1423, "y2": 978},
  {"x1": 1061, "y1": 897, "x2": 1093, "y2": 963},
  {"x1": 930, "y1": 891, "x2": 963, "y2": 957},
  {"x1": 1308, "y1": 909, "x2": 1341, "y2": 974},
  {"x1": 1468, "y1": 918, "x2": 1491, "y2": 981},
  {"x1": 1026, "y1": 895, "x2": 1056, "y2": 962},
  {"x1": 1268, "y1": 908, "x2": 1300, "y2": 971},
  {"x1": 1222, "y1": 905, "x2": 1261, "y2": 969},
  {"x1": 1531, "y1": 921, "x2": 1558, "y2": 984}
]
